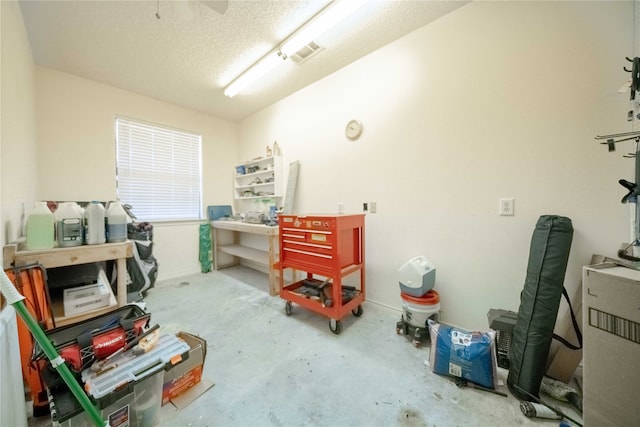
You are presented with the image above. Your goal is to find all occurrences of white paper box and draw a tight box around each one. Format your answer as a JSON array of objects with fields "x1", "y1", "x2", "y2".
[{"x1": 63, "y1": 269, "x2": 111, "y2": 316}]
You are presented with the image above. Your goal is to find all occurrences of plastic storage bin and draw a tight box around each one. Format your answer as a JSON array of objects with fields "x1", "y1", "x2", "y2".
[{"x1": 48, "y1": 370, "x2": 163, "y2": 427}]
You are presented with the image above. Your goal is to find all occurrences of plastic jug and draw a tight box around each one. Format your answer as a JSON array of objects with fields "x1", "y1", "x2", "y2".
[
  {"x1": 55, "y1": 202, "x2": 84, "y2": 247},
  {"x1": 26, "y1": 202, "x2": 55, "y2": 250},
  {"x1": 85, "y1": 201, "x2": 106, "y2": 245},
  {"x1": 106, "y1": 201, "x2": 128, "y2": 243}
]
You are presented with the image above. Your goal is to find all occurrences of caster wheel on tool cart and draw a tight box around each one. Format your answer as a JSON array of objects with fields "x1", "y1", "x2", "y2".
[
  {"x1": 329, "y1": 319, "x2": 342, "y2": 335},
  {"x1": 351, "y1": 305, "x2": 363, "y2": 317},
  {"x1": 285, "y1": 301, "x2": 293, "y2": 316}
]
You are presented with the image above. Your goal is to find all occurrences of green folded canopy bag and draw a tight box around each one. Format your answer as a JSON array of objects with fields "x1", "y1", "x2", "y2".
[{"x1": 507, "y1": 215, "x2": 573, "y2": 401}]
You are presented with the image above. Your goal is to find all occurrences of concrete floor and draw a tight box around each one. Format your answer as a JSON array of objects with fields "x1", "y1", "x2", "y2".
[{"x1": 28, "y1": 265, "x2": 582, "y2": 426}]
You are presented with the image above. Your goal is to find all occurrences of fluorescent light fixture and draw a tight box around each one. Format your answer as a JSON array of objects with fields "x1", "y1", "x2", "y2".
[
  {"x1": 280, "y1": 0, "x2": 368, "y2": 58},
  {"x1": 223, "y1": 0, "x2": 368, "y2": 98},
  {"x1": 224, "y1": 51, "x2": 285, "y2": 98}
]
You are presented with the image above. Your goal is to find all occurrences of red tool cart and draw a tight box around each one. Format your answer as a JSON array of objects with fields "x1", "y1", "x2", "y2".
[{"x1": 278, "y1": 213, "x2": 365, "y2": 334}]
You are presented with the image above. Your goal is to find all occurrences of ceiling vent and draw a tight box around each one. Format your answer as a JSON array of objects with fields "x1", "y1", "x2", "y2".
[{"x1": 290, "y1": 41, "x2": 324, "y2": 64}]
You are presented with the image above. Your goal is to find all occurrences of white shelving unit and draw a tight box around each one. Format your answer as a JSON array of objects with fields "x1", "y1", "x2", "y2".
[{"x1": 234, "y1": 156, "x2": 283, "y2": 200}]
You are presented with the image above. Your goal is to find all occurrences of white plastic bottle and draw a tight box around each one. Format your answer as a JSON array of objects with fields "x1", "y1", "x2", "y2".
[
  {"x1": 85, "y1": 201, "x2": 106, "y2": 245},
  {"x1": 106, "y1": 201, "x2": 128, "y2": 243},
  {"x1": 26, "y1": 202, "x2": 55, "y2": 250},
  {"x1": 55, "y1": 202, "x2": 84, "y2": 247}
]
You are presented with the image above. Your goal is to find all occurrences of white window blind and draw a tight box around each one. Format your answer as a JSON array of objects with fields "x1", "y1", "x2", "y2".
[{"x1": 115, "y1": 117, "x2": 203, "y2": 221}]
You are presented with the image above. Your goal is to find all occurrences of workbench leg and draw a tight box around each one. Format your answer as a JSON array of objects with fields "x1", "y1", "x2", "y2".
[
  {"x1": 268, "y1": 235, "x2": 278, "y2": 296},
  {"x1": 212, "y1": 227, "x2": 218, "y2": 270},
  {"x1": 116, "y1": 257, "x2": 127, "y2": 306}
]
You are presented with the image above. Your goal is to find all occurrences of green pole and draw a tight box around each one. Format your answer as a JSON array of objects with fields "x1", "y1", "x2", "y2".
[{"x1": 1, "y1": 270, "x2": 107, "y2": 427}]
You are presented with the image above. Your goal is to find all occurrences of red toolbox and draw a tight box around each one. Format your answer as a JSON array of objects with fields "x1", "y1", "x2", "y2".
[{"x1": 278, "y1": 214, "x2": 365, "y2": 334}]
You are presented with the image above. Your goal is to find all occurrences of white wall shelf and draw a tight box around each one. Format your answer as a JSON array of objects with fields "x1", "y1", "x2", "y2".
[{"x1": 234, "y1": 156, "x2": 283, "y2": 200}]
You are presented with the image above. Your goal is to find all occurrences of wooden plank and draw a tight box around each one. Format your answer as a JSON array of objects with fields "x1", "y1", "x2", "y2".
[
  {"x1": 212, "y1": 220, "x2": 278, "y2": 236},
  {"x1": 218, "y1": 244, "x2": 268, "y2": 265},
  {"x1": 11, "y1": 241, "x2": 133, "y2": 269}
]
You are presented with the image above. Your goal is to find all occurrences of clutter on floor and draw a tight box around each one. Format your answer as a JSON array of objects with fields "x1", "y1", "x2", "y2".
[
  {"x1": 7, "y1": 207, "x2": 593, "y2": 426},
  {"x1": 144, "y1": 268, "x2": 584, "y2": 426},
  {"x1": 2, "y1": 260, "x2": 211, "y2": 427},
  {"x1": 45, "y1": 314, "x2": 210, "y2": 427},
  {"x1": 19, "y1": 266, "x2": 587, "y2": 426},
  {"x1": 411, "y1": 216, "x2": 584, "y2": 426}
]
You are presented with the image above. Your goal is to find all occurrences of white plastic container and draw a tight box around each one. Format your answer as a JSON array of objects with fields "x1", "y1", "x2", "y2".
[
  {"x1": 85, "y1": 201, "x2": 106, "y2": 245},
  {"x1": 400, "y1": 290, "x2": 440, "y2": 328},
  {"x1": 55, "y1": 202, "x2": 84, "y2": 247},
  {"x1": 26, "y1": 202, "x2": 55, "y2": 250},
  {"x1": 106, "y1": 201, "x2": 128, "y2": 243},
  {"x1": 398, "y1": 255, "x2": 436, "y2": 297}
]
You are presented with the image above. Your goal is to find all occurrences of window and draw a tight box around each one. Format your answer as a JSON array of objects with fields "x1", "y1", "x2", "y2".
[{"x1": 115, "y1": 117, "x2": 202, "y2": 221}]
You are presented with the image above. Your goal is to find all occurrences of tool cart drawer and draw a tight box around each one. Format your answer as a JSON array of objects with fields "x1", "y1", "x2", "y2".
[{"x1": 279, "y1": 215, "x2": 362, "y2": 271}]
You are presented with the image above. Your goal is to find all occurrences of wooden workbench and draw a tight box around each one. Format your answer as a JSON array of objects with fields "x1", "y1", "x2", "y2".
[
  {"x1": 211, "y1": 220, "x2": 279, "y2": 295},
  {"x1": 3, "y1": 241, "x2": 133, "y2": 326}
]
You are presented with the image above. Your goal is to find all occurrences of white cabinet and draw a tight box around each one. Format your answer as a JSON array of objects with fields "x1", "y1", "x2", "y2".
[{"x1": 234, "y1": 156, "x2": 283, "y2": 200}]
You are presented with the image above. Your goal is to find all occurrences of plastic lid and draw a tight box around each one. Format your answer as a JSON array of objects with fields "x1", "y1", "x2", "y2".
[{"x1": 400, "y1": 289, "x2": 440, "y2": 305}]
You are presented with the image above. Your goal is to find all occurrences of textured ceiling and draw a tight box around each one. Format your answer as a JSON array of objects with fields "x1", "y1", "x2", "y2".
[{"x1": 19, "y1": 0, "x2": 468, "y2": 122}]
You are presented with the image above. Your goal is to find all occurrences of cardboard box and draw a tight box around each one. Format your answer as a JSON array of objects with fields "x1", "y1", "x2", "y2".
[
  {"x1": 582, "y1": 264, "x2": 640, "y2": 427},
  {"x1": 63, "y1": 272, "x2": 111, "y2": 316},
  {"x1": 162, "y1": 331, "x2": 213, "y2": 409}
]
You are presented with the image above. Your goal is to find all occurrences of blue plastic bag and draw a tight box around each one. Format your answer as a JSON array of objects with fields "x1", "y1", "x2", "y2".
[{"x1": 428, "y1": 320, "x2": 498, "y2": 389}]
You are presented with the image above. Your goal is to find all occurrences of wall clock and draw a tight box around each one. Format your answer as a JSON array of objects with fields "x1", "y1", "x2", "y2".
[{"x1": 345, "y1": 119, "x2": 363, "y2": 140}]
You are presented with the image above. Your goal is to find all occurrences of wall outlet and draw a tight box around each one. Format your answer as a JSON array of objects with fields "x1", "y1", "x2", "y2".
[
  {"x1": 338, "y1": 202, "x2": 344, "y2": 214},
  {"x1": 499, "y1": 198, "x2": 514, "y2": 216},
  {"x1": 369, "y1": 201, "x2": 377, "y2": 213}
]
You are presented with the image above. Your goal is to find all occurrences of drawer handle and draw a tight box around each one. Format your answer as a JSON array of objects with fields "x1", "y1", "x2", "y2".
[
  {"x1": 281, "y1": 227, "x2": 332, "y2": 235},
  {"x1": 283, "y1": 248, "x2": 332, "y2": 259},
  {"x1": 282, "y1": 233, "x2": 305, "y2": 239},
  {"x1": 283, "y1": 240, "x2": 332, "y2": 250}
]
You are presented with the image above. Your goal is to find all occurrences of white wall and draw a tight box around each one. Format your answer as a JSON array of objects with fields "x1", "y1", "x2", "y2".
[
  {"x1": 35, "y1": 68, "x2": 238, "y2": 279},
  {"x1": 0, "y1": 2, "x2": 34, "y2": 425},
  {"x1": 1, "y1": 0, "x2": 39, "y2": 247},
  {"x1": 238, "y1": 1, "x2": 635, "y2": 329}
]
